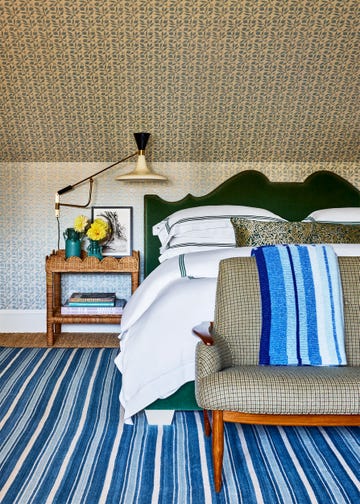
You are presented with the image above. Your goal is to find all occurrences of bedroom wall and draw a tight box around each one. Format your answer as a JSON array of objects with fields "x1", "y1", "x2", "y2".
[
  {"x1": 1, "y1": 0, "x2": 359, "y2": 330},
  {"x1": 1, "y1": 161, "x2": 358, "y2": 314}
]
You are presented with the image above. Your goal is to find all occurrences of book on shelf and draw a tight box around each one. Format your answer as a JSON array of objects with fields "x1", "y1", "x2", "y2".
[
  {"x1": 68, "y1": 292, "x2": 116, "y2": 305},
  {"x1": 61, "y1": 298, "x2": 127, "y2": 315},
  {"x1": 67, "y1": 301, "x2": 115, "y2": 307},
  {"x1": 69, "y1": 292, "x2": 116, "y2": 302}
]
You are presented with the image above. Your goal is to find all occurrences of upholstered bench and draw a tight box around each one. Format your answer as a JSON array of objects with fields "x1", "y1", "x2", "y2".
[{"x1": 194, "y1": 256, "x2": 360, "y2": 491}]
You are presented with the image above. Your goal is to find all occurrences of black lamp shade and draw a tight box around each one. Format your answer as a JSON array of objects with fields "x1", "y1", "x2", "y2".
[{"x1": 134, "y1": 132, "x2": 150, "y2": 150}]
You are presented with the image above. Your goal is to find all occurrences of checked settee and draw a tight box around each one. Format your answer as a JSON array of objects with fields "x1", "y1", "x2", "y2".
[{"x1": 193, "y1": 256, "x2": 360, "y2": 492}]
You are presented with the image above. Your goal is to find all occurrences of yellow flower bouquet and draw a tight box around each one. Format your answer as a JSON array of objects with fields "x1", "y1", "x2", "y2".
[
  {"x1": 86, "y1": 218, "x2": 109, "y2": 260},
  {"x1": 86, "y1": 219, "x2": 109, "y2": 241},
  {"x1": 73, "y1": 215, "x2": 89, "y2": 236},
  {"x1": 71, "y1": 215, "x2": 109, "y2": 260}
]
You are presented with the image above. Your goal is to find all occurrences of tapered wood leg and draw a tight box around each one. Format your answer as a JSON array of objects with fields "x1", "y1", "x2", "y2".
[
  {"x1": 212, "y1": 410, "x2": 224, "y2": 492},
  {"x1": 46, "y1": 271, "x2": 54, "y2": 346},
  {"x1": 203, "y1": 409, "x2": 211, "y2": 436},
  {"x1": 46, "y1": 323, "x2": 54, "y2": 346}
]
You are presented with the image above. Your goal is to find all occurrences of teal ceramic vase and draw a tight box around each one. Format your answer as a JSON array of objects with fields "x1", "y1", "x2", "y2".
[
  {"x1": 64, "y1": 228, "x2": 81, "y2": 258},
  {"x1": 87, "y1": 239, "x2": 103, "y2": 260}
]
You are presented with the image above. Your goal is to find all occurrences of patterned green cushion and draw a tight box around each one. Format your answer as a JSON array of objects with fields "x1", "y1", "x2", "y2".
[
  {"x1": 311, "y1": 222, "x2": 360, "y2": 243},
  {"x1": 230, "y1": 218, "x2": 360, "y2": 246},
  {"x1": 230, "y1": 218, "x2": 313, "y2": 246}
]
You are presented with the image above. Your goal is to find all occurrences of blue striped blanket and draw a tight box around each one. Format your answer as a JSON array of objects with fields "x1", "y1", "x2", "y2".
[{"x1": 251, "y1": 245, "x2": 346, "y2": 366}]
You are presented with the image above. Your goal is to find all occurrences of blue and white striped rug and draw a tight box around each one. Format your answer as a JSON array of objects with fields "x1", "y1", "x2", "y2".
[{"x1": 1, "y1": 347, "x2": 359, "y2": 503}]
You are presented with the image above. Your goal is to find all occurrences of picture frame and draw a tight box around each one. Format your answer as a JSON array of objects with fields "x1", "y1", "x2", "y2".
[{"x1": 91, "y1": 206, "x2": 133, "y2": 257}]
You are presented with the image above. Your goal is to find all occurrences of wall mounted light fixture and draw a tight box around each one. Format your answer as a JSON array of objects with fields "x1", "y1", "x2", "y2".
[
  {"x1": 116, "y1": 133, "x2": 167, "y2": 181},
  {"x1": 54, "y1": 132, "x2": 167, "y2": 218}
]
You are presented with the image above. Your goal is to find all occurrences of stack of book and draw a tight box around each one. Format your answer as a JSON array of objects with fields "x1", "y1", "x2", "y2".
[{"x1": 61, "y1": 292, "x2": 126, "y2": 315}]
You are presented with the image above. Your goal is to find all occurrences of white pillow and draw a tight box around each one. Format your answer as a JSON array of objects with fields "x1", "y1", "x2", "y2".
[
  {"x1": 159, "y1": 228, "x2": 237, "y2": 255},
  {"x1": 154, "y1": 205, "x2": 286, "y2": 262},
  {"x1": 153, "y1": 205, "x2": 286, "y2": 247},
  {"x1": 305, "y1": 207, "x2": 360, "y2": 224}
]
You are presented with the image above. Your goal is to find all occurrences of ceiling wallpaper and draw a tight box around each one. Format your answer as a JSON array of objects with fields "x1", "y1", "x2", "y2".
[{"x1": 1, "y1": 0, "x2": 359, "y2": 162}]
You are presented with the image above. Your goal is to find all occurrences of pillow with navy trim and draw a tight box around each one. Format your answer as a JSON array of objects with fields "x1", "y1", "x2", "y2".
[{"x1": 153, "y1": 205, "x2": 286, "y2": 262}]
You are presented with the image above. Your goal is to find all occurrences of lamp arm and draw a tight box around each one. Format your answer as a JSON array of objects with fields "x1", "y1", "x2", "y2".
[
  {"x1": 57, "y1": 151, "x2": 138, "y2": 195},
  {"x1": 55, "y1": 151, "x2": 138, "y2": 216},
  {"x1": 59, "y1": 178, "x2": 94, "y2": 209}
]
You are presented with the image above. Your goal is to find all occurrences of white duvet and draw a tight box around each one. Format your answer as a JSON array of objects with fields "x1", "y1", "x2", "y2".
[{"x1": 115, "y1": 244, "x2": 360, "y2": 423}]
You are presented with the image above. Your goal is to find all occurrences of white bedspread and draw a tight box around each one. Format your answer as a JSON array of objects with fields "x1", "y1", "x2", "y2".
[{"x1": 114, "y1": 244, "x2": 360, "y2": 423}]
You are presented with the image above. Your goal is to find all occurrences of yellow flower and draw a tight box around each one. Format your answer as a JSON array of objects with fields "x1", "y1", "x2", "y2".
[
  {"x1": 74, "y1": 215, "x2": 89, "y2": 233},
  {"x1": 87, "y1": 219, "x2": 108, "y2": 241},
  {"x1": 93, "y1": 218, "x2": 108, "y2": 231}
]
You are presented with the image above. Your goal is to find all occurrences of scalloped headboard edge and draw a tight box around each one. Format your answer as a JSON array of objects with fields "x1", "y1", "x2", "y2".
[{"x1": 144, "y1": 170, "x2": 360, "y2": 276}]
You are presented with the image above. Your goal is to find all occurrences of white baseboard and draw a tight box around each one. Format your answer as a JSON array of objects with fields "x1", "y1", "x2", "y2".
[{"x1": 0, "y1": 310, "x2": 121, "y2": 333}]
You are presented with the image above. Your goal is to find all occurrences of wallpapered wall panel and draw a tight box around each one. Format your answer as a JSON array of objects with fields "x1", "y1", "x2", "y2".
[
  {"x1": 1, "y1": 0, "x2": 359, "y2": 162},
  {"x1": 1, "y1": 0, "x2": 359, "y2": 316},
  {"x1": 0, "y1": 161, "x2": 358, "y2": 311}
]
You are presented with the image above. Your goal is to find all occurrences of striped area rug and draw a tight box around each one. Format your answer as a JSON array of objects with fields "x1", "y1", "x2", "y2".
[{"x1": 1, "y1": 348, "x2": 359, "y2": 503}]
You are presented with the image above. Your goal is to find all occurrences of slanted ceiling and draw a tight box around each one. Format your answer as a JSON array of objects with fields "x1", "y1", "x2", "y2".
[{"x1": 1, "y1": 0, "x2": 359, "y2": 162}]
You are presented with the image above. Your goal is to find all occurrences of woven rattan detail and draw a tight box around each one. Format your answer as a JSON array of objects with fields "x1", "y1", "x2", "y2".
[
  {"x1": 46, "y1": 249, "x2": 140, "y2": 273},
  {"x1": 45, "y1": 249, "x2": 140, "y2": 346}
]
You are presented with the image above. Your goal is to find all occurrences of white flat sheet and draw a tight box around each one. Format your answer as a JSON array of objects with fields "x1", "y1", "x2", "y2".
[{"x1": 114, "y1": 244, "x2": 360, "y2": 423}]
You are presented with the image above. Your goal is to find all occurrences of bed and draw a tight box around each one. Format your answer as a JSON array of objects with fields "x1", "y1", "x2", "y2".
[{"x1": 114, "y1": 170, "x2": 360, "y2": 424}]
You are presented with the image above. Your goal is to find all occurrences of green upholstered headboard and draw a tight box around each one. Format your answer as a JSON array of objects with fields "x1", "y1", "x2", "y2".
[{"x1": 144, "y1": 170, "x2": 360, "y2": 276}]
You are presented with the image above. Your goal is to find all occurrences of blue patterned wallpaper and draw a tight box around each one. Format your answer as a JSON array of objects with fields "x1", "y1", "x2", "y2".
[
  {"x1": 0, "y1": 161, "x2": 358, "y2": 310},
  {"x1": 1, "y1": 0, "x2": 359, "y2": 313},
  {"x1": 1, "y1": 0, "x2": 359, "y2": 162}
]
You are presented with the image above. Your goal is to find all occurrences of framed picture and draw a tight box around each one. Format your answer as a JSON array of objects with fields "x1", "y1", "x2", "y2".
[{"x1": 91, "y1": 206, "x2": 133, "y2": 257}]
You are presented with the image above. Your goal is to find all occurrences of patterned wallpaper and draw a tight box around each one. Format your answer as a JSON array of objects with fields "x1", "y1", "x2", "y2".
[
  {"x1": 0, "y1": 161, "x2": 358, "y2": 311},
  {"x1": 1, "y1": 0, "x2": 359, "y2": 162},
  {"x1": 0, "y1": 0, "x2": 359, "y2": 317}
]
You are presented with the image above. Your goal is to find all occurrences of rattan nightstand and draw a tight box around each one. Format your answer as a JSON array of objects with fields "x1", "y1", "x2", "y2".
[{"x1": 45, "y1": 249, "x2": 140, "y2": 346}]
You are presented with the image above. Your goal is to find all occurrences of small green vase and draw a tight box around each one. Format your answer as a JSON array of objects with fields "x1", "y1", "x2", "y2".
[
  {"x1": 64, "y1": 228, "x2": 81, "y2": 258},
  {"x1": 87, "y1": 239, "x2": 103, "y2": 260}
]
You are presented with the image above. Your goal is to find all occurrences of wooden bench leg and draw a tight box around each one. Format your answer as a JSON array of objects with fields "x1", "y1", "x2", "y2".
[
  {"x1": 212, "y1": 410, "x2": 224, "y2": 492},
  {"x1": 204, "y1": 409, "x2": 211, "y2": 436}
]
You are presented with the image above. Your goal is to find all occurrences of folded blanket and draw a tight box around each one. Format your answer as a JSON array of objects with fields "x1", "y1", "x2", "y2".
[{"x1": 252, "y1": 245, "x2": 346, "y2": 366}]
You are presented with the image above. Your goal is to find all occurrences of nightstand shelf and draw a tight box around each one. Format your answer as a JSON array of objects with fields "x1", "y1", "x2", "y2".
[{"x1": 45, "y1": 249, "x2": 140, "y2": 346}]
